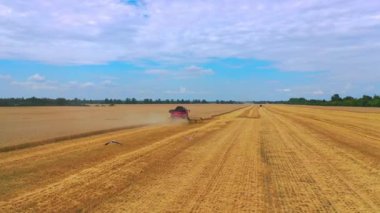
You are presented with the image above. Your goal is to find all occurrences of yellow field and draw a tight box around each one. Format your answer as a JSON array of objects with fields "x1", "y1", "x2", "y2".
[
  {"x1": 0, "y1": 104, "x2": 243, "y2": 148},
  {"x1": 0, "y1": 105, "x2": 379, "y2": 212}
]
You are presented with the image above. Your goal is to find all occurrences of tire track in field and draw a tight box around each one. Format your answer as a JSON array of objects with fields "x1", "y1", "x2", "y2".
[
  {"x1": 263, "y1": 107, "x2": 379, "y2": 211},
  {"x1": 0, "y1": 107, "x2": 250, "y2": 212},
  {"x1": 268, "y1": 106, "x2": 380, "y2": 144},
  {"x1": 1, "y1": 105, "x2": 379, "y2": 212},
  {"x1": 259, "y1": 109, "x2": 336, "y2": 212},
  {"x1": 95, "y1": 114, "x2": 249, "y2": 212},
  {"x1": 266, "y1": 106, "x2": 380, "y2": 164},
  {"x1": 181, "y1": 106, "x2": 261, "y2": 212},
  {"x1": 93, "y1": 106, "x2": 261, "y2": 212},
  {"x1": 0, "y1": 124, "x2": 202, "y2": 200},
  {"x1": 266, "y1": 106, "x2": 380, "y2": 160},
  {"x1": 187, "y1": 121, "x2": 255, "y2": 212},
  {"x1": 176, "y1": 106, "x2": 261, "y2": 212},
  {"x1": 271, "y1": 108, "x2": 380, "y2": 208}
]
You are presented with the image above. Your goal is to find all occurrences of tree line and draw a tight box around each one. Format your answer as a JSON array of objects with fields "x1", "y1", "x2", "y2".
[
  {"x1": 0, "y1": 97, "x2": 241, "y2": 106},
  {"x1": 2, "y1": 94, "x2": 378, "y2": 107},
  {"x1": 254, "y1": 94, "x2": 380, "y2": 107}
]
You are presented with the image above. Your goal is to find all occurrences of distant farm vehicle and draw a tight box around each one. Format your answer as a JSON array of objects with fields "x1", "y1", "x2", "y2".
[{"x1": 169, "y1": 106, "x2": 190, "y2": 120}]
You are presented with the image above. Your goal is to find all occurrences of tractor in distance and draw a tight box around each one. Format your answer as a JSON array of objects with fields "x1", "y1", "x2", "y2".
[{"x1": 169, "y1": 106, "x2": 190, "y2": 120}]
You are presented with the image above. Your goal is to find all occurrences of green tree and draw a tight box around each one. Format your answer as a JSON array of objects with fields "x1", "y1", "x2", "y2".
[{"x1": 331, "y1": 94, "x2": 342, "y2": 102}]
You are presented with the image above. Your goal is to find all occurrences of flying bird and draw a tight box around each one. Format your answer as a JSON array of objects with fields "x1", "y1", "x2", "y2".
[{"x1": 105, "y1": 140, "x2": 122, "y2": 145}]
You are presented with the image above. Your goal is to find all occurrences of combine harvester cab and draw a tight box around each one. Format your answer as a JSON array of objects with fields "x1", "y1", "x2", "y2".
[{"x1": 169, "y1": 106, "x2": 190, "y2": 121}]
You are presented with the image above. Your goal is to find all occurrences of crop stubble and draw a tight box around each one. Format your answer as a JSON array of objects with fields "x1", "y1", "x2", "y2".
[
  {"x1": 0, "y1": 104, "x2": 244, "y2": 148},
  {"x1": 0, "y1": 105, "x2": 379, "y2": 212}
]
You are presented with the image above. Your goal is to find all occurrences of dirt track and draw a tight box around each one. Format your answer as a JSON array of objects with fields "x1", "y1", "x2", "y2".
[{"x1": 0, "y1": 105, "x2": 379, "y2": 212}]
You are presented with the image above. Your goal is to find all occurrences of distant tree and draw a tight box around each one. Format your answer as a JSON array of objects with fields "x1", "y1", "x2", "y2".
[
  {"x1": 331, "y1": 94, "x2": 342, "y2": 102},
  {"x1": 369, "y1": 95, "x2": 380, "y2": 107},
  {"x1": 360, "y1": 95, "x2": 372, "y2": 106},
  {"x1": 56, "y1": 98, "x2": 66, "y2": 106},
  {"x1": 341, "y1": 96, "x2": 353, "y2": 106},
  {"x1": 288, "y1": 98, "x2": 307, "y2": 104},
  {"x1": 343, "y1": 96, "x2": 354, "y2": 101}
]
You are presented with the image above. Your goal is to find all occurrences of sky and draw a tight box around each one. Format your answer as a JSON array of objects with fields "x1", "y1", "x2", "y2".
[{"x1": 0, "y1": 0, "x2": 379, "y2": 101}]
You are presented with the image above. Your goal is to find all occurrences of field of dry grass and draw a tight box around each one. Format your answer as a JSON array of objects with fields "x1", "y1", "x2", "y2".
[
  {"x1": 0, "y1": 104, "x2": 244, "y2": 148},
  {"x1": 0, "y1": 105, "x2": 379, "y2": 212}
]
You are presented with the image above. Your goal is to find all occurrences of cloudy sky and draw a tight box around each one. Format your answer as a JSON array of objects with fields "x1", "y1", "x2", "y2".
[{"x1": 0, "y1": 0, "x2": 379, "y2": 101}]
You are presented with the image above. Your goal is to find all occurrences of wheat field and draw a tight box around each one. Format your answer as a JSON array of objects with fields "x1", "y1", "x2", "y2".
[{"x1": 0, "y1": 105, "x2": 379, "y2": 212}]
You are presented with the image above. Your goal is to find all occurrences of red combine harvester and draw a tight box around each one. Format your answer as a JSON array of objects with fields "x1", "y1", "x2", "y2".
[{"x1": 169, "y1": 106, "x2": 190, "y2": 120}]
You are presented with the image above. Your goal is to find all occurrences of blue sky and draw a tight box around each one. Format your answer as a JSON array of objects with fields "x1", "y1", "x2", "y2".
[{"x1": 0, "y1": 0, "x2": 379, "y2": 101}]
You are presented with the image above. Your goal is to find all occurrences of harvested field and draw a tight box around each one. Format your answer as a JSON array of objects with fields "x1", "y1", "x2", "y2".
[
  {"x1": 0, "y1": 104, "x2": 243, "y2": 148},
  {"x1": 0, "y1": 105, "x2": 379, "y2": 212},
  {"x1": 287, "y1": 105, "x2": 380, "y2": 113}
]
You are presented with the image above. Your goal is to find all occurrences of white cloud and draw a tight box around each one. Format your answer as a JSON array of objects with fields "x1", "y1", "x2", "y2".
[
  {"x1": 371, "y1": 14, "x2": 380, "y2": 20},
  {"x1": 10, "y1": 75, "x2": 96, "y2": 90},
  {"x1": 81, "y1": 82, "x2": 95, "y2": 88},
  {"x1": 312, "y1": 90, "x2": 324, "y2": 95},
  {"x1": 165, "y1": 87, "x2": 194, "y2": 94},
  {"x1": 145, "y1": 69, "x2": 170, "y2": 75},
  {"x1": 100, "y1": 79, "x2": 114, "y2": 86},
  {"x1": 28, "y1": 73, "x2": 45, "y2": 81},
  {"x1": 11, "y1": 80, "x2": 58, "y2": 90},
  {"x1": 0, "y1": 74, "x2": 12, "y2": 80},
  {"x1": 67, "y1": 81, "x2": 95, "y2": 89},
  {"x1": 183, "y1": 65, "x2": 214, "y2": 76},
  {"x1": 277, "y1": 88, "x2": 291, "y2": 92},
  {"x1": 11, "y1": 73, "x2": 56, "y2": 90},
  {"x1": 145, "y1": 65, "x2": 214, "y2": 79},
  {"x1": 0, "y1": 0, "x2": 379, "y2": 84}
]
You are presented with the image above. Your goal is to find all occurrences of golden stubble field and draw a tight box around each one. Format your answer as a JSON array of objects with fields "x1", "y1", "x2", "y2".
[
  {"x1": 0, "y1": 105, "x2": 379, "y2": 212},
  {"x1": 0, "y1": 104, "x2": 244, "y2": 148}
]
